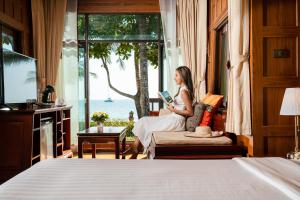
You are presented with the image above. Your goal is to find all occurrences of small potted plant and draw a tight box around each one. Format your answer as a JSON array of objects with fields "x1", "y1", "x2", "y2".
[{"x1": 91, "y1": 112, "x2": 109, "y2": 132}]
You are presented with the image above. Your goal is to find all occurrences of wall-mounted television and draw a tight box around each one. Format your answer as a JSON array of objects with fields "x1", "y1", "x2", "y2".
[{"x1": 0, "y1": 49, "x2": 37, "y2": 105}]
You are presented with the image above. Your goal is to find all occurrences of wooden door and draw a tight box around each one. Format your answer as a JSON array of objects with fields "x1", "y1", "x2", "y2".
[{"x1": 251, "y1": 0, "x2": 300, "y2": 156}]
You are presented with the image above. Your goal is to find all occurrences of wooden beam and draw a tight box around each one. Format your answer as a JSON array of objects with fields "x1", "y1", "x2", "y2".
[{"x1": 78, "y1": 0, "x2": 160, "y2": 13}]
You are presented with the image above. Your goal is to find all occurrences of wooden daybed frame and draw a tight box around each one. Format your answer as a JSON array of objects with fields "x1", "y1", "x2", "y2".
[{"x1": 149, "y1": 132, "x2": 247, "y2": 159}]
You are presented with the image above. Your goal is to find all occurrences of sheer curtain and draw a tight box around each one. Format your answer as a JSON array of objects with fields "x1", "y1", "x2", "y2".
[
  {"x1": 225, "y1": 0, "x2": 251, "y2": 135},
  {"x1": 56, "y1": 0, "x2": 79, "y2": 143},
  {"x1": 159, "y1": 0, "x2": 183, "y2": 97},
  {"x1": 177, "y1": 0, "x2": 207, "y2": 100}
]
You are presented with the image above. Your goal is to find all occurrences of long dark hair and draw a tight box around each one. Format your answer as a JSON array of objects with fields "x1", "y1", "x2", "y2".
[{"x1": 174, "y1": 66, "x2": 194, "y2": 100}]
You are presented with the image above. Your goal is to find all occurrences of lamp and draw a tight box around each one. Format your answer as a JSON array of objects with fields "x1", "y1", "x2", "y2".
[{"x1": 280, "y1": 88, "x2": 300, "y2": 159}]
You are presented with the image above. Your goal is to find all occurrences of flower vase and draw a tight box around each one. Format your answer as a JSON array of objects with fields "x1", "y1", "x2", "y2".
[{"x1": 97, "y1": 122, "x2": 104, "y2": 132}]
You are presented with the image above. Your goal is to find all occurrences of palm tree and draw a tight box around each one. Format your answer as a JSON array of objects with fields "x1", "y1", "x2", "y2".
[{"x1": 82, "y1": 14, "x2": 159, "y2": 118}]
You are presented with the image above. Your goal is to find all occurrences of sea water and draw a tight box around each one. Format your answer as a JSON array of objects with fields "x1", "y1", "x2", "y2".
[{"x1": 79, "y1": 99, "x2": 138, "y2": 121}]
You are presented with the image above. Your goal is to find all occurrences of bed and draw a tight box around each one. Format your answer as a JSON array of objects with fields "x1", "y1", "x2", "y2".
[{"x1": 0, "y1": 157, "x2": 299, "y2": 200}]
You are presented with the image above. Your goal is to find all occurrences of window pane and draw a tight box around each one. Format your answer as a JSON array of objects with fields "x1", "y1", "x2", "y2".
[
  {"x1": 77, "y1": 15, "x2": 85, "y2": 40},
  {"x1": 78, "y1": 47, "x2": 86, "y2": 130},
  {"x1": 2, "y1": 32, "x2": 14, "y2": 51},
  {"x1": 88, "y1": 42, "x2": 159, "y2": 120},
  {"x1": 88, "y1": 14, "x2": 159, "y2": 41}
]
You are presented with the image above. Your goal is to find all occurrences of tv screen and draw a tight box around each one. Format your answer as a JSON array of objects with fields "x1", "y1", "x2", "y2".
[{"x1": 2, "y1": 49, "x2": 37, "y2": 104}]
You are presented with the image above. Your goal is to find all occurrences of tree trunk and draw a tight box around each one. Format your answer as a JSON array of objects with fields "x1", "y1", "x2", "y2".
[
  {"x1": 134, "y1": 50, "x2": 142, "y2": 118},
  {"x1": 138, "y1": 16, "x2": 150, "y2": 117}
]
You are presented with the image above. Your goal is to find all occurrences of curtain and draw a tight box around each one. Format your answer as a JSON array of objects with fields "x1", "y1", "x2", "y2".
[
  {"x1": 31, "y1": 0, "x2": 67, "y2": 100},
  {"x1": 225, "y1": 0, "x2": 251, "y2": 135},
  {"x1": 44, "y1": 0, "x2": 67, "y2": 89},
  {"x1": 56, "y1": 0, "x2": 79, "y2": 144},
  {"x1": 159, "y1": 0, "x2": 183, "y2": 97},
  {"x1": 177, "y1": 0, "x2": 207, "y2": 100},
  {"x1": 31, "y1": 0, "x2": 46, "y2": 100}
]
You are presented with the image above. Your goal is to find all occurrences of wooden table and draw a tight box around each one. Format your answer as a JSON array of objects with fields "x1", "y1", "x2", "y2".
[{"x1": 77, "y1": 126, "x2": 126, "y2": 159}]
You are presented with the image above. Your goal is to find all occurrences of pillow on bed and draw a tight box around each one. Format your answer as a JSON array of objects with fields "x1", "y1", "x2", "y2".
[
  {"x1": 199, "y1": 94, "x2": 224, "y2": 127},
  {"x1": 186, "y1": 102, "x2": 205, "y2": 132},
  {"x1": 199, "y1": 105, "x2": 214, "y2": 126}
]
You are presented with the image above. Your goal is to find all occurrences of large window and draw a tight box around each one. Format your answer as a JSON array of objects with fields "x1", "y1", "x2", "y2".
[{"x1": 78, "y1": 14, "x2": 163, "y2": 129}]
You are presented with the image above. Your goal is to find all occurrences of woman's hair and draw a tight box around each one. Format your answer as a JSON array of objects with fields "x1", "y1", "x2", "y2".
[{"x1": 174, "y1": 66, "x2": 194, "y2": 100}]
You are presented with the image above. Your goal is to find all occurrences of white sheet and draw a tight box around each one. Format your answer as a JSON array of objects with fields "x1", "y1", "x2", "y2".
[
  {"x1": 0, "y1": 158, "x2": 297, "y2": 200},
  {"x1": 234, "y1": 157, "x2": 300, "y2": 200}
]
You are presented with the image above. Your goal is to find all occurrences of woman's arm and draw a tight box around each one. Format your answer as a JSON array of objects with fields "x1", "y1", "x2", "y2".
[{"x1": 167, "y1": 90, "x2": 193, "y2": 117}]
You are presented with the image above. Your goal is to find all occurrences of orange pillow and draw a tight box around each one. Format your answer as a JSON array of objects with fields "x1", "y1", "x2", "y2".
[
  {"x1": 202, "y1": 94, "x2": 224, "y2": 108},
  {"x1": 199, "y1": 94, "x2": 224, "y2": 127}
]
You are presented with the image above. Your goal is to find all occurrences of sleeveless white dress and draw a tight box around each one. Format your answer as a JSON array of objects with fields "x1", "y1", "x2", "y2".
[{"x1": 132, "y1": 86, "x2": 188, "y2": 152}]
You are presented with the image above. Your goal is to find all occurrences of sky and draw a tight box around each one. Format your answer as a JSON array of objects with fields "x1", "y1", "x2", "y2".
[{"x1": 80, "y1": 50, "x2": 159, "y2": 100}]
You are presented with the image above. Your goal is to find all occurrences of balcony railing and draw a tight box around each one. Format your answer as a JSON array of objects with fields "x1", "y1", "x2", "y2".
[{"x1": 149, "y1": 98, "x2": 163, "y2": 111}]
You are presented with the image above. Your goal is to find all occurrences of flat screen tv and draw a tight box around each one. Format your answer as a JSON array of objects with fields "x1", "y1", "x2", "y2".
[{"x1": 0, "y1": 49, "x2": 37, "y2": 104}]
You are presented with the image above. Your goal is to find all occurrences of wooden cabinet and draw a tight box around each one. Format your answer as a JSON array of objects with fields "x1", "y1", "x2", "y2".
[{"x1": 0, "y1": 106, "x2": 72, "y2": 183}]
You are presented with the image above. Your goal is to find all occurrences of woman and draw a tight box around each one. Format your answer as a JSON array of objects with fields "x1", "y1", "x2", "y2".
[{"x1": 123, "y1": 66, "x2": 194, "y2": 159}]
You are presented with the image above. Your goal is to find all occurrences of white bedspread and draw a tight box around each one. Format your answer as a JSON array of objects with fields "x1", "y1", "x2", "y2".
[
  {"x1": 0, "y1": 158, "x2": 298, "y2": 200},
  {"x1": 234, "y1": 157, "x2": 300, "y2": 200}
]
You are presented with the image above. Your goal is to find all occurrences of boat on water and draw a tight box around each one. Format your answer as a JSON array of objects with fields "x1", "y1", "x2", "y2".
[{"x1": 104, "y1": 97, "x2": 113, "y2": 102}]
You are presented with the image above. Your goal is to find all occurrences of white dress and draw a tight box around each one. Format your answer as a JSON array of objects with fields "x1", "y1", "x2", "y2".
[{"x1": 132, "y1": 86, "x2": 188, "y2": 152}]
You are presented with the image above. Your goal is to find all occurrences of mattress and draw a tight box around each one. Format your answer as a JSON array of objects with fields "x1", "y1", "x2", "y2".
[{"x1": 0, "y1": 158, "x2": 299, "y2": 200}]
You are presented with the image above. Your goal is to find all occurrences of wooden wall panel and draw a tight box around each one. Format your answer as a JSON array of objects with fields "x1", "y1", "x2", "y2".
[
  {"x1": 263, "y1": 0, "x2": 297, "y2": 26},
  {"x1": 207, "y1": 0, "x2": 228, "y2": 93},
  {"x1": 263, "y1": 37, "x2": 298, "y2": 77},
  {"x1": 78, "y1": 0, "x2": 160, "y2": 13},
  {"x1": 251, "y1": 0, "x2": 300, "y2": 156},
  {"x1": 263, "y1": 87, "x2": 294, "y2": 126},
  {"x1": 0, "y1": 0, "x2": 32, "y2": 55},
  {"x1": 264, "y1": 136, "x2": 295, "y2": 156}
]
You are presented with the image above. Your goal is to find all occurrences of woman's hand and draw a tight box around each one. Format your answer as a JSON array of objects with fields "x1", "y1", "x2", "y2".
[{"x1": 167, "y1": 104, "x2": 175, "y2": 112}]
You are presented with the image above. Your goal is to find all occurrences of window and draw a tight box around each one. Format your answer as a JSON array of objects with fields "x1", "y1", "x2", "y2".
[
  {"x1": 78, "y1": 14, "x2": 164, "y2": 129},
  {"x1": 214, "y1": 23, "x2": 229, "y2": 107},
  {"x1": 1, "y1": 25, "x2": 20, "y2": 52}
]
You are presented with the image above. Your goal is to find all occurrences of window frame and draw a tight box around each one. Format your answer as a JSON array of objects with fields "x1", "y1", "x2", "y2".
[
  {"x1": 214, "y1": 21, "x2": 229, "y2": 108},
  {"x1": 78, "y1": 13, "x2": 164, "y2": 128}
]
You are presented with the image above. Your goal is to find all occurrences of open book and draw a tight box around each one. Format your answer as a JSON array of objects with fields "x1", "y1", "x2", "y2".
[{"x1": 158, "y1": 91, "x2": 173, "y2": 105}]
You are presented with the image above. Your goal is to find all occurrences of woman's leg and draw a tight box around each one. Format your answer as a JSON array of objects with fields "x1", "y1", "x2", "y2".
[
  {"x1": 129, "y1": 137, "x2": 143, "y2": 159},
  {"x1": 121, "y1": 137, "x2": 142, "y2": 159}
]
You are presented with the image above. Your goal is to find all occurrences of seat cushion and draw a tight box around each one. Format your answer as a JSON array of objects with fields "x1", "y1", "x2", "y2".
[
  {"x1": 186, "y1": 103, "x2": 205, "y2": 132},
  {"x1": 152, "y1": 131, "x2": 232, "y2": 145}
]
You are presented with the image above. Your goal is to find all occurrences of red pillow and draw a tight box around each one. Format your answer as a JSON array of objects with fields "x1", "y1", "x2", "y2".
[
  {"x1": 199, "y1": 105, "x2": 213, "y2": 126},
  {"x1": 212, "y1": 113, "x2": 225, "y2": 131}
]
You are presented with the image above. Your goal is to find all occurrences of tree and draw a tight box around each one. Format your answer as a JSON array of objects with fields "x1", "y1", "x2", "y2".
[{"x1": 78, "y1": 14, "x2": 159, "y2": 118}]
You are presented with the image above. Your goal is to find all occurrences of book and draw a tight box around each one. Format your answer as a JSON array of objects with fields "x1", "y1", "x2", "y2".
[{"x1": 158, "y1": 91, "x2": 173, "y2": 105}]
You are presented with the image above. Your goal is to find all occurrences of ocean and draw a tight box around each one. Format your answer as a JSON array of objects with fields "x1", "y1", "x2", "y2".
[{"x1": 79, "y1": 99, "x2": 138, "y2": 121}]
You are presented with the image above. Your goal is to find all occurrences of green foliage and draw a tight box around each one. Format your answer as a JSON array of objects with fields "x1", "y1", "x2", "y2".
[
  {"x1": 89, "y1": 119, "x2": 135, "y2": 138},
  {"x1": 78, "y1": 14, "x2": 160, "y2": 69}
]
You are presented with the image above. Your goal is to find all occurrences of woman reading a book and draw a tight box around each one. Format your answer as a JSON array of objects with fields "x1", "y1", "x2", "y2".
[{"x1": 123, "y1": 66, "x2": 194, "y2": 159}]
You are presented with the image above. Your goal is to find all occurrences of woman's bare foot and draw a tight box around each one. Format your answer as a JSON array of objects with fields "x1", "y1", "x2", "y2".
[{"x1": 121, "y1": 137, "x2": 142, "y2": 159}]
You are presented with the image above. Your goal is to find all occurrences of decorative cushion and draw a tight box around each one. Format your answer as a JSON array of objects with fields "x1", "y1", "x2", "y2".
[
  {"x1": 185, "y1": 102, "x2": 205, "y2": 132},
  {"x1": 199, "y1": 94, "x2": 224, "y2": 127},
  {"x1": 202, "y1": 93, "x2": 224, "y2": 108},
  {"x1": 213, "y1": 113, "x2": 226, "y2": 131},
  {"x1": 199, "y1": 105, "x2": 214, "y2": 126}
]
